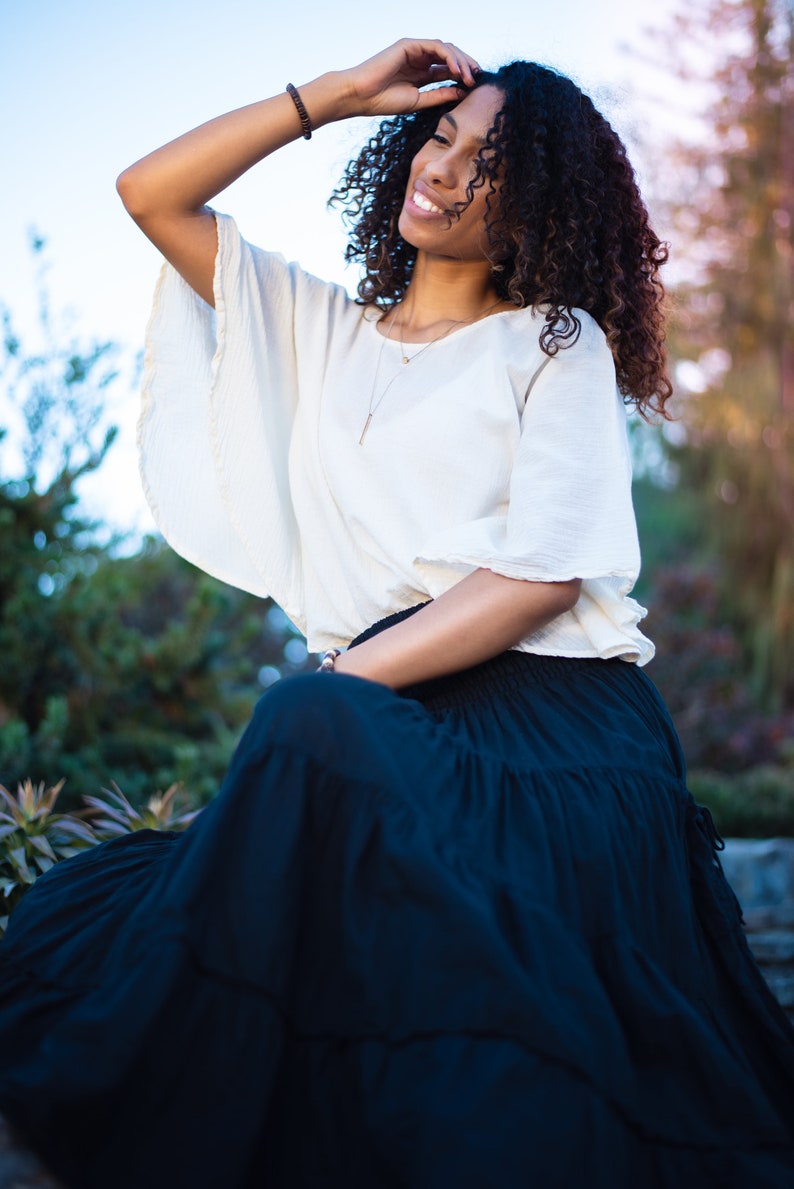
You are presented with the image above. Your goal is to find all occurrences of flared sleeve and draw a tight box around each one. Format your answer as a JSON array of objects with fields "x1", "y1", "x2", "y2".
[
  {"x1": 415, "y1": 313, "x2": 639, "y2": 583},
  {"x1": 415, "y1": 312, "x2": 652, "y2": 662},
  {"x1": 138, "y1": 213, "x2": 334, "y2": 630}
]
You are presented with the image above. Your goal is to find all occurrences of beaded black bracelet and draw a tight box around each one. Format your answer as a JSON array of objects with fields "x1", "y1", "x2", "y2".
[{"x1": 286, "y1": 83, "x2": 313, "y2": 140}]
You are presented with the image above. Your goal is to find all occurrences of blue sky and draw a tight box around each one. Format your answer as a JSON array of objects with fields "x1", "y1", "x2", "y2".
[{"x1": 1, "y1": 0, "x2": 685, "y2": 534}]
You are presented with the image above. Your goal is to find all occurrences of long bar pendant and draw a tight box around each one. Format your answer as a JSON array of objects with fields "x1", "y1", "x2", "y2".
[{"x1": 358, "y1": 413, "x2": 373, "y2": 445}]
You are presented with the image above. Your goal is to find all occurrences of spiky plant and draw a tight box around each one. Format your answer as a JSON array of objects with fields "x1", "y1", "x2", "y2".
[
  {"x1": 82, "y1": 781, "x2": 201, "y2": 839},
  {"x1": 0, "y1": 779, "x2": 101, "y2": 935}
]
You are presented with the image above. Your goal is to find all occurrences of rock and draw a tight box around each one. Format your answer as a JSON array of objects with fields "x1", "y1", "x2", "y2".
[
  {"x1": 720, "y1": 839, "x2": 794, "y2": 921},
  {"x1": 744, "y1": 929, "x2": 794, "y2": 964},
  {"x1": 0, "y1": 1114, "x2": 63, "y2": 1188},
  {"x1": 721, "y1": 839, "x2": 794, "y2": 1021}
]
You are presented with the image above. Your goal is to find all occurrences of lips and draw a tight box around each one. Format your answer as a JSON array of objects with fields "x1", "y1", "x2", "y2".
[
  {"x1": 405, "y1": 178, "x2": 450, "y2": 218},
  {"x1": 411, "y1": 189, "x2": 444, "y2": 215}
]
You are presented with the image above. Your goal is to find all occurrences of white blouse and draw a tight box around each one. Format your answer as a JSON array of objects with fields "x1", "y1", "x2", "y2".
[{"x1": 139, "y1": 212, "x2": 654, "y2": 665}]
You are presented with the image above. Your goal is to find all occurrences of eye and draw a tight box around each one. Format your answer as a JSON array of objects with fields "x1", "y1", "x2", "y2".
[{"x1": 431, "y1": 132, "x2": 450, "y2": 146}]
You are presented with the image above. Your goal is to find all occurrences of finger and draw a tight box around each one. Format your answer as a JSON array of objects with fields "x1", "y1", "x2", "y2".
[
  {"x1": 440, "y1": 41, "x2": 481, "y2": 87},
  {"x1": 444, "y1": 48, "x2": 466, "y2": 82},
  {"x1": 412, "y1": 83, "x2": 467, "y2": 111},
  {"x1": 422, "y1": 58, "x2": 478, "y2": 93},
  {"x1": 427, "y1": 63, "x2": 457, "y2": 81},
  {"x1": 462, "y1": 55, "x2": 482, "y2": 86},
  {"x1": 402, "y1": 38, "x2": 480, "y2": 85}
]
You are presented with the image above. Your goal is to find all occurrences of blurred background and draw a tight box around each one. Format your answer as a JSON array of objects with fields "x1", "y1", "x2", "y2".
[{"x1": 1, "y1": 0, "x2": 792, "y2": 834}]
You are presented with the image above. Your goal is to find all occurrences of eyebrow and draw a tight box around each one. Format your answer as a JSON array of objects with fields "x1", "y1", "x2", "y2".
[{"x1": 440, "y1": 112, "x2": 489, "y2": 148}]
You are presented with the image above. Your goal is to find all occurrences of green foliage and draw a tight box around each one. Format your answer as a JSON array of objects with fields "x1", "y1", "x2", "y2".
[
  {"x1": 82, "y1": 781, "x2": 200, "y2": 836},
  {"x1": 0, "y1": 534, "x2": 306, "y2": 806},
  {"x1": 634, "y1": 476, "x2": 794, "y2": 783},
  {"x1": 642, "y1": 561, "x2": 794, "y2": 771},
  {"x1": 631, "y1": 471, "x2": 713, "y2": 603},
  {"x1": 691, "y1": 761, "x2": 794, "y2": 838},
  {"x1": 0, "y1": 778, "x2": 202, "y2": 936},
  {"x1": 0, "y1": 239, "x2": 309, "y2": 808}
]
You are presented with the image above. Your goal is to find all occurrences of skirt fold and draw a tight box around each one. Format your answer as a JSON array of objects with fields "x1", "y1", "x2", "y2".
[{"x1": 1, "y1": 637, "x2": 793, "y2": 1187}]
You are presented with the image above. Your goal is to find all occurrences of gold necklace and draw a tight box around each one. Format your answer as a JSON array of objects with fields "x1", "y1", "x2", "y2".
[
  {"x1": 358, "y1": 298, "x2": 505, "y2": 445},
  {"x1": 395, "y1": 304, "x2": 464, "y2": 366}
]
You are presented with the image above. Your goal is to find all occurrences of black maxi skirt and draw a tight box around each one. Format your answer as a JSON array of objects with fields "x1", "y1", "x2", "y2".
[{"x1": 1, "y1": 606, "x2": 793, "y2": 1188}]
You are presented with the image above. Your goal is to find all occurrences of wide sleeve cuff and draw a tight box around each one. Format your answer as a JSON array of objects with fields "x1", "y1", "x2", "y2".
[
  {"x1": 138, "y1": 212, "x2": 309, "y2": 630},
  {"x1": 415, "y1": 314, "x2": 641, "y2": 589}
]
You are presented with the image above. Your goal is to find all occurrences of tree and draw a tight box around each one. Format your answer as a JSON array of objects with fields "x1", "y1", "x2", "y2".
[
  {"x1": 0, "y1": 234, "x2": 119, "y2": 780},
  {"x1": 662, "y1": 0, "x2": 794, "y2": 708},
  {"x1": 0, "y1": 239, "x2": 306, "y2": 805}
]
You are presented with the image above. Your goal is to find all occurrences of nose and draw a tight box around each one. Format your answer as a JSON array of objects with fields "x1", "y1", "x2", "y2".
[{"x1": 422, "y1": 150, "x2": 458, "y2": 191}]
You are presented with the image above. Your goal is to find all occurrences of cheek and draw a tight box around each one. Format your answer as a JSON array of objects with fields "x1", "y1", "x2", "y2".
[
  {"x1": 461, "y1": 186, "x2": 498, "y2": 233},
  {"x1": 407, "y1": 146, "x2": 429, "y2": 183}
]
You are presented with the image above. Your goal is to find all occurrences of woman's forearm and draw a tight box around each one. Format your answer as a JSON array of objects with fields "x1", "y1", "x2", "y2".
[
  {"x1": 116, "y1": 73, "x2": 354, "y2": 223},
  {"x1": 333, "y1": 570, "x2": 582, "y2": 689},
  {"x1": 115, "y1": 73, "x2": 356, "y2": 301}
]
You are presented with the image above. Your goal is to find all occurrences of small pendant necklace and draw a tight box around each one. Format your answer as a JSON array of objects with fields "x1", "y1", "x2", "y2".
[{"x1": 359, "y1": 297, "x2": 504, "y2": 445}]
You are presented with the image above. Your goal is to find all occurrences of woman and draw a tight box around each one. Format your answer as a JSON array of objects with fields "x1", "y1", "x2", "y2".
[{"x1": 1, "y1": 37, "x2": 793, "y2": 1189}]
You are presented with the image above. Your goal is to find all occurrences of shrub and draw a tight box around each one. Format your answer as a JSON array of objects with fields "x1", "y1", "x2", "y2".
[
  {"x1": 81, "y1": 781, "x2": 200, "y2": 836},
  {"x1": 643, "y1": 564, "x2": 794, "y2": 771},
  {"x1": 0, "y1": 778, "x2": 201, "y2": 936},
  {"x1": 690, "y1": 763, "x2": 794, "y2": 839},
  {"x1": 0, "y1": 779, "x2": 99, "y2": 934}
]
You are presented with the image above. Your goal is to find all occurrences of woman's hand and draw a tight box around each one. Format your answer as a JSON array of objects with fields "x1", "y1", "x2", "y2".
[{"x1": 339, "y1": 39, "x2": 481, "y2": 118}]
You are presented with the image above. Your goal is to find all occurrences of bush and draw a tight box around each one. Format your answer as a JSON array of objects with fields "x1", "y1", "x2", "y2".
[
  {"x1": 690, "y1": 763, "x2": 794, "y2": 839},
  {"x1": 0, "y1": 247, "x2": 311, "y2": 806},
  {"x1": 0, "y1": 779, "x2": 99, "y2": 934},
  {"x1": 0, "y1": 778, "x2": 200, "y2": 936},
  {"x1": 0, "y1": 537, "x2": 310, "y2": 806},
  {"x1": 643, "y1": 564, "x2": 794, "y2": 772}
]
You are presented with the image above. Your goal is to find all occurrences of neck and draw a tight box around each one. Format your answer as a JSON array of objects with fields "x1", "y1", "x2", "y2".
[{"x1": 395, "y1": 252, "x2": 505, "y2": 335}]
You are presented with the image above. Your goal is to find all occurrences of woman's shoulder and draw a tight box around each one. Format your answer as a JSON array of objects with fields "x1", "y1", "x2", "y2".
[
  {"x1": 529, "y1": 304, "x2": 608, "y2": 350},
  {"x1": 569, "y1": 307, "x2": 609, "y2": 351},
  {"x1": 487, "y1": 304, "x2": 611, "y2": 383},
  {"x1": 492, "y1": 302, "x2": 606, "y2": 347}
]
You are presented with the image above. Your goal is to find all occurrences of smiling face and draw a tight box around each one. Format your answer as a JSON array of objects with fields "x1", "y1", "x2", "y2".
[{"x1": 398, "y1": 85, "x2": 505, "y2": 263}]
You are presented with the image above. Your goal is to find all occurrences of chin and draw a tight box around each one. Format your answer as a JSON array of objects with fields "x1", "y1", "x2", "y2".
[{"x1": 398, "y1": 219, "x2": 469, "y2": 262}]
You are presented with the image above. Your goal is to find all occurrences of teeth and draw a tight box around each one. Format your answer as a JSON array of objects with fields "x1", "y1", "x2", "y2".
[{"x1": 413, "y1": 190, "x2": 443, "y2": 214}]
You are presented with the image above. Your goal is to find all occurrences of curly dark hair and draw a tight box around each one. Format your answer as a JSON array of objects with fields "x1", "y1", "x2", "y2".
[{"x1": 330, "y1": 63, "x2": 672, "y2": 418}]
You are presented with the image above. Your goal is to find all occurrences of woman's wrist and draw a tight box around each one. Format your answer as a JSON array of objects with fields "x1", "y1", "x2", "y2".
[{"x1": 291, "y1": 71, "x2": 362, "y2": 130}]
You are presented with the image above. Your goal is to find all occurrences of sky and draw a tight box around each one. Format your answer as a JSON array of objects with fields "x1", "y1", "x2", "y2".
[{"x1": 1, "y1": 0, "x2": 687, "y2": 539}]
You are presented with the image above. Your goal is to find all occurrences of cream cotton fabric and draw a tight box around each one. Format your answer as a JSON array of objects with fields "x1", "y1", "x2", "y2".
[{"x1": 139, "y1": 212, "x2": 654, "y2": 664}]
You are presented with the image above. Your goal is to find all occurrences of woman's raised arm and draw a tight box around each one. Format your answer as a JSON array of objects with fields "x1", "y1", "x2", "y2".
[{"x1": 116, "y1": 39, "x2": 480, "y2": 305}]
